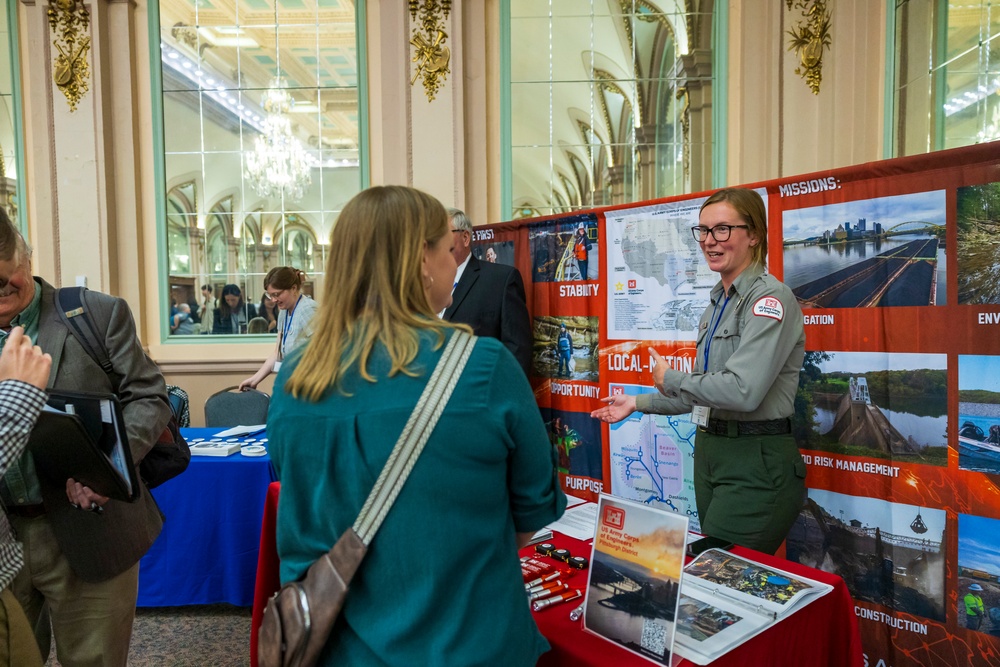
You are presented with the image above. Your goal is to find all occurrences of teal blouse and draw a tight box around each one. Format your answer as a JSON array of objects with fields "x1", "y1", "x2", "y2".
[{"x1": 268, "y1": 330, "x2": 566, "y2": 666}]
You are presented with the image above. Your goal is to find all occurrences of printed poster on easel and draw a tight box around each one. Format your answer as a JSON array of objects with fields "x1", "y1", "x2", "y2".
[{"x1": 582, "y1": 494, "x2": 688, "y2": 664}]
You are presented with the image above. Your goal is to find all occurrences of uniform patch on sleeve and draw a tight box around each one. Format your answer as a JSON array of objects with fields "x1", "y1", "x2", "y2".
[{"x1": 752, "y1": 296, "x2": 784, "y2": 321}]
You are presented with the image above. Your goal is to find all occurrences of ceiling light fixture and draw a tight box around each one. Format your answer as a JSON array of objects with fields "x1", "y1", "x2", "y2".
[{"x1": 244, "y1": 78, "x2": 312, "y2": 202}]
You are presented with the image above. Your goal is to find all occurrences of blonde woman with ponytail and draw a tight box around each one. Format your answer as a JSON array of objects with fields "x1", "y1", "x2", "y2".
[{"x1": 266, "y1": 186, "x2": 565, "y2": 666}]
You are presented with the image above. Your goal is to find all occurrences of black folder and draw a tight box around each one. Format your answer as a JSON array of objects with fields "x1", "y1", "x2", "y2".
[{"x1": 27, "y1": 390, "x2": 139, "y2": 503}]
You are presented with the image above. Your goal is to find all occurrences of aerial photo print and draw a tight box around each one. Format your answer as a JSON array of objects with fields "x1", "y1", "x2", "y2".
[{"x1": 782, "y1": 190, "x2": 946, "y2": 308}]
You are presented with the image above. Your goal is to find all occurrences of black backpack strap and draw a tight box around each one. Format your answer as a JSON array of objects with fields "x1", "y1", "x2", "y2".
[{"x1": 54, "y1": 287, "x2": 114, "y2": 376}]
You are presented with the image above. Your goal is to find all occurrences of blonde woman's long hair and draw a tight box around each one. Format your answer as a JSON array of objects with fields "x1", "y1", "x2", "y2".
[{"x1": 285, "y1": 185, "x2": 466, "y2": 401}]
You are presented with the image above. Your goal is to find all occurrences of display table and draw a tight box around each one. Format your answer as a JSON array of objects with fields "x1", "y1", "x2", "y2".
[
  {"x1": 528, "y1": 533, "x2": 864, "y2": 667},
  {"x1": 249, "y1": 490, "x2": 863, "y2": 667},
  {"x1": 137, "y1": 428, "x2": 277, "y2": 607}
]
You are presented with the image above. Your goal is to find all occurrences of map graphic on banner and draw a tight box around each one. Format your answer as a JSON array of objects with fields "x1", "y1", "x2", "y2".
[
  {"x1": 605, "y1": 190, "x2": 768, "y2": 340},
  {"x1": 606, "y1": 383, "x2": 700, "y2": 533},
  {"x1": 605, "y1": 199, "x2": 708, "y2": 340}
]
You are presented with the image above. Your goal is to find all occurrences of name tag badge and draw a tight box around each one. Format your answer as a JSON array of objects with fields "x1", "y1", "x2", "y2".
[
  {"x1": 273, "y1": 361, "x2": 282, "y2": 373},
  {"x1": 691, "y1": 405, "x2": 710, "y2": 427}
]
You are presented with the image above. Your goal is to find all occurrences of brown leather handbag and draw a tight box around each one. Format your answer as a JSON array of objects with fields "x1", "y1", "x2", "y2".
[{"x1": 257, "y1": 332, "x2": 475, "y2": 667}]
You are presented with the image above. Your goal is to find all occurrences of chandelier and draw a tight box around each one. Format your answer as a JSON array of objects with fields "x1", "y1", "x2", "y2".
[{"x1": 244, "y1": 78, "x2": 311, "y2": 201}]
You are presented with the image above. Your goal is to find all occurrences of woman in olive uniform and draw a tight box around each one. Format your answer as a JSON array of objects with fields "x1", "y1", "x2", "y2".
[{"x1": 591, "y1": 188, "x2": 806, "y2": 554}]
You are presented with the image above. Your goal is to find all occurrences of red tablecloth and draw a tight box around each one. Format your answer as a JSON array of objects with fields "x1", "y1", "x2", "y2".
[
  {"x1": 527, "y1": 533, "x2": 864, "y2": 667},
  {"x1": 251, "y1": 492, "x2": 863, "y2": 667},
  {"x1": 250, "y1": 481, "x2": 281, "y2": 667}
]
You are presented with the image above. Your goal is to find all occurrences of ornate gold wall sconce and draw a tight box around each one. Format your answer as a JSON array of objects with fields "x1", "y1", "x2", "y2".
[
  {"x1": 785, "y1": 0, "x2": 832, "y2": 95},
  {"x1": 47, "y1": 0, "x2": 91, "y2": 112},
  {"x1": 409, "y1": 0, "x2": 452, "y2": 102}
]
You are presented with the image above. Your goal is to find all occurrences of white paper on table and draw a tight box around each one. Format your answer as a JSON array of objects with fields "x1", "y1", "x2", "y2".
[
  {"x1": 213, "y1": 424, "x2": 267, "y2": 437},
  {"x1": 544, "y1": 502, "x2": 599, "y2": 541}
]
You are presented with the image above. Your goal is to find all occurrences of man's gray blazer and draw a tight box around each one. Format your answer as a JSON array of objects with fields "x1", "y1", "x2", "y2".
[{"x1": 32, "y1": 278, "x2": 170, "y2": 583}]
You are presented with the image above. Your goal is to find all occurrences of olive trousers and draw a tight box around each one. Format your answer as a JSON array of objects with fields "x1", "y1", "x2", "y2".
[
  {"x1": 0, "y1": 587, "x2": 42, "y2": 667},
  {"x1": 693, "y1": 430, "x2": 807, "y2": 554},
  {"x1": 9, "y1": 515, "x2": 138, "y2": 667}
]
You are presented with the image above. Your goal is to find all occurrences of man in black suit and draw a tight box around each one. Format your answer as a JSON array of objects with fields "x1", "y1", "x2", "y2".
[{"x1": 443, "y1": 209, "x2": 532, "y2": 377}]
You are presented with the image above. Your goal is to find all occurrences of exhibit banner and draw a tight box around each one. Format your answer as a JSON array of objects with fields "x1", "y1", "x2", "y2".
[{"x1": 473, "y1": 143, "x2": 1000, "y2": 667}]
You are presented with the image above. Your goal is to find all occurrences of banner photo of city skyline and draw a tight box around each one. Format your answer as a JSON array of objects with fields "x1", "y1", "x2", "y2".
[{"x1": 473, "y1": 143, "x2": 1000, "y2": 666}]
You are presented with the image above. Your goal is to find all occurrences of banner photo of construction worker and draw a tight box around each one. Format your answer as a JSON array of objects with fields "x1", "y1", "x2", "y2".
[
  {"x1": 488, "y1": 143, "x2": 1000, "y2": 667},
  {"x1": 528, "y1": 214, "x2": 599, "y2": 283}
]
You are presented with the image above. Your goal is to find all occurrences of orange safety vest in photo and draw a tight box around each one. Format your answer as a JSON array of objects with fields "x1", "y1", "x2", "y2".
[{"x1": 574, "y1": 239, "x2": 588, "y2": 260}]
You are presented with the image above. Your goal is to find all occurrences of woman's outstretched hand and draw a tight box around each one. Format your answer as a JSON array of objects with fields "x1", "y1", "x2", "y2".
[{"x1": 591, "y1": 393, "x2": 638, "y2": 424}]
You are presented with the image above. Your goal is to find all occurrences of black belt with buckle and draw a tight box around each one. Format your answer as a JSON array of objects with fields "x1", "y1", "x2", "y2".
[
  {"x1": 7, "y1": 504, "x2": 46, "y2": 519},
  {"x1": 701, "y1": 418, "x2": 791, "y2": 437}
]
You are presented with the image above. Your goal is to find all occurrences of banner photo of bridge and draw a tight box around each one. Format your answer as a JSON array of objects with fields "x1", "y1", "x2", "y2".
[
  {"x1": 474, "y1": 142, "x2": 1000, "y2": 666},
  {"x1": 783, "y1": 191, "x2": 947, "y2": 308}
]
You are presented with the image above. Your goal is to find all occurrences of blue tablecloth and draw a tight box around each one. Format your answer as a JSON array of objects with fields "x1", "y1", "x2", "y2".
[{"x1": 137, "y1": 428, "x2": 277, "y2": 607}]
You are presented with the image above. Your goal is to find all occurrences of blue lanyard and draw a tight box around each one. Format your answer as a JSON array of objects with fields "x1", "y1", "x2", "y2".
[
  {"x1": 280, "y1": 295, "x2": 301, "y2": 357},
  {"x1": 703, "y1": 293, "x2": 731, "y2": 372}
]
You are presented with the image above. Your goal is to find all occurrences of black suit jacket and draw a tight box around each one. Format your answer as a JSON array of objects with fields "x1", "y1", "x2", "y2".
[{"x1": 444, "y1": 255, "x2": 532, "y2": 376}]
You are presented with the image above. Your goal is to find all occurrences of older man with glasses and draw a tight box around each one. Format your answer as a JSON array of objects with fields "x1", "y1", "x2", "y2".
[
  {"x1": 0, "y1": 209, "x2": 171, "y2": 666},
  {"x1": 441, "y1": 208, "x2": 532, "y2": 377}
]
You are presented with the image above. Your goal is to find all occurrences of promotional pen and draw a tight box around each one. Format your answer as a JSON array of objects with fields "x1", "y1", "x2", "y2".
[
  {"x1": 528, "y1": 583, "x2": 568, "y2": 602},
  {"x1": 526, "y1": 579, "x2": 565, "y2": 595},
  {"x1": 532, "y1": 589, "x2": 582, "y2": 612},
  {"x1": 524, "y1": 571, "x2": 560, "y2": 590}
]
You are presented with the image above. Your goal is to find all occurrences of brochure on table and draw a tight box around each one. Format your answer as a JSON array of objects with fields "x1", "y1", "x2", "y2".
[
  {"x1": 672, "y1": 549, "x2": 834, "y2": 665},
  {"x1": 189, "y1": 441, "x2": 242, "y2": 457},
  {"x1": 530, "y1": 497, "x2": 592, "y2": 545},
  {"x1": 545, "y1": 500, "x2": 599, "y2": 541},
  {"x1": 212, "y1": 424, "x2": 266, "y2": 437},
  {"x1": 583, "y1": 494, "x2": 688, "y2": 665}
]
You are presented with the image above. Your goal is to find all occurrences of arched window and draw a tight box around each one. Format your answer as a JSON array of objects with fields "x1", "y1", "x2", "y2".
[
  {"x1": 506, "y1": 0, "x2": 711, "y2": 219},
  {"x1": 892, "y1": 2, "x2": 1000, "y2": 154},
  {"x1": 204, "y1": 196, "x2": 233, "y2": 280},
  {"x1": 166, "y1": 181, "x2": 197, "y2": 275}
]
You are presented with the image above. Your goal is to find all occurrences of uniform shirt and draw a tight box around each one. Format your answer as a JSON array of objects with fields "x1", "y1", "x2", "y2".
[
  {"x1": 0, "y1": 380, "x2": 47, "y2": 589},
  {"x1": 636, "y1": 264, "x2": 805, "y2": 421}
]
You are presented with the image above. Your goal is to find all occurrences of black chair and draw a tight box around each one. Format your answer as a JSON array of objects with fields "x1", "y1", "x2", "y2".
[{"x1": 204, "y1": 386, "x2": 270, "y2": 427}]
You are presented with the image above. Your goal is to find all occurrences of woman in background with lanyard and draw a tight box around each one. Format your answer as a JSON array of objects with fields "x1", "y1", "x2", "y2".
[
  {"x1": 591, "y1": 188, "x2": 806, "y2": 554},
  {"x1": 239, "y1": 266, "x2": 318, "y2": 391}
]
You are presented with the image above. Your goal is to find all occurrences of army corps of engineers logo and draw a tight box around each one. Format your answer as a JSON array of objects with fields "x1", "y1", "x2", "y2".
[{"x1": 601, "y1": 504, "x2": 625, "y2": 530}]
